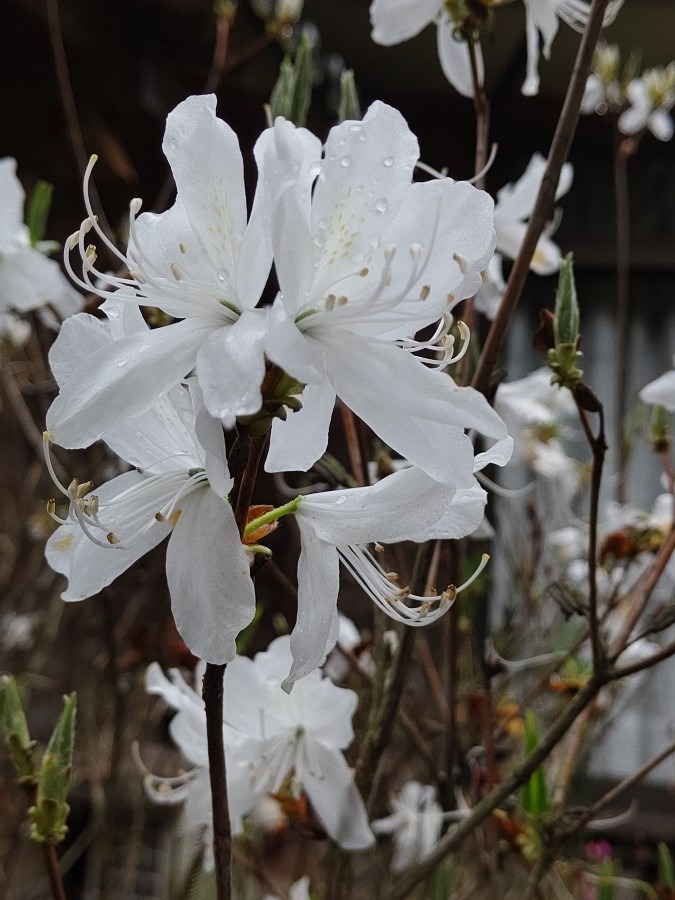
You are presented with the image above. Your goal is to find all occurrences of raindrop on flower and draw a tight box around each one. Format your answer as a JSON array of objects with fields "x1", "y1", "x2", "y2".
[
  {"x1": 217, "y1": 271, "x2": 227, "y2": 283},
  {"x1": 375, "y1": 198, "x2": 388, "y2": 214},
  {"x1": 168, "y1": 139, "x2": 178, "y2": 151},
  {"x1": 335, "y1": 495, "x2": 347, "y2": 506},
  {"x1": 383, "y1": 157, "x2": 394, "y2": 167},
  {"x1": 340, "y1": 156, "x2": 352, "y2": 168},
  {"x1": 116, "y1": 356, "x2": 129, "y2": 368}
]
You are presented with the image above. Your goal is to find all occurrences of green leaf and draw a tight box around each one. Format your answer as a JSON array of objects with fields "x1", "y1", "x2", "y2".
[
  {"x1": 521, "y1": 710, "x2": 549, "y2": 818},
  {"x1": 26, "y1": 180, "x2": 54, "y2": 247},
  {"x1": 0, "y1": 675, "x2": 40, "y2": 783},
  {"x1": 659, "y1": 841, "x2": 675, "y2": 889},
  {"x1": 269, "y1": 33, "x2": 314, "y2": 127}
]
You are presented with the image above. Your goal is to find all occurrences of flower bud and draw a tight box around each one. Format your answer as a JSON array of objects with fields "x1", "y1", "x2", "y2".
[
  {"x1": 547, "y1": 254, "x2": 583, "y2": 389},
  {"x1": 338, "y1": 70, "x2": 361, "y2": 123}
]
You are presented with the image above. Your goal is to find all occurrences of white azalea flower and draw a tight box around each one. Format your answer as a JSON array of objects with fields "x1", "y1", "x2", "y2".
[
  {"x1": 45, "y1": 301, "x2": 254, "y2": 665},
  {"x1": 371, "y1": 781, "x2": 444, "y2": 872},
  {"x1": 618, "y1": 65, "x2": 675, "y2": 142},
  {"x1": 144, "y1": 636, "x2": 374, "y2": 859},
  {"x1": 262, "y1": 101, "x2": 509, "y2": 485},
  {"x1": 281, "y1": 458, "x2": 508, "y2": 689},
  {"x1": 0, "y1": 158, "x2": 81, "y2": 328},
  {"x1": 47, "y1": 93, "x2": 274, "y2": 450},
  {"x1": 370, "y1": 0, "x2": 482, "y2": 98},
  {"x1": 476, "y1": 154, "x2": 573, "y2": 319},
  {"x1": 369, "y1": 1, "x2": 623, "y2": 98},
  {"x1": 581, "y1": 41, "x2": 623, "y2": 116},
  {"x1": 640, "y1": 363, "x2": 675, "y2": 412}
]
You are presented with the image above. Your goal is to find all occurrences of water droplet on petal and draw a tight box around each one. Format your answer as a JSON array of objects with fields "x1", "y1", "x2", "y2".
[
  {"x1": 317, "y1": 218, "x2": 328, "y2": 231},
  {"x1": 116, "y1": 356, "x2": 129, "y2": 368},
  {"x1": 168, "y1": 139, "x2": 178, "y2": 152},
  {"x1": 338, "y1": 137, "x2": 347, "y2": 147},
  {"x1": 313, "y1": 235, "x2": 326, "y2": 249},
  {"x1": 340, "y1": 156, "x2": 352, "y2": 168},
  {"x1": 375, "y1": 198, "x2": 389, "y2": 214},
  {"x1": 383, "y1": 156, "x2": 394, "y2": 167},
  {"x1": 359, "y1": 133, "x2": 366, "y2": 142},
  {"x1": 335, "y1": 495, "x2": 347, "y2": 506},
  {"x1": 106, "y1": 306, "x2": 120, "y2": 318},
  {"x1": 349, "y1": 124, "x2": 362, "y2": 133},
  {"x1": 217, "y1": 271, "x2": 227, "y2": 283}
]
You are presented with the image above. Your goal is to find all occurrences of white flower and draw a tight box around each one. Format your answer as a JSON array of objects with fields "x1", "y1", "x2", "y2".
[
  {"x1": 144, "y1": 635, "x2": 374, "y2": 858},
  {"x1": 619, "y1": 65, "x2": 675, "y2": 142},
  {"x1": 48, "y1": 94, "x2": 274, "y2": 450},
  {"x1": 371, "y1": 781, "x2": 443, "y2": 871},
  {"x1": 0, "y1": 158, "x2": 81, "y2": 327},
  {"x1": 521, "y1": 0, "x2": 623, "y2": 96},
  {"x1": 640, "y1": 363, "x2": 675, "y2": 412},
  {"x1": 475, "y1": 154, "x2": 573, "y2": 319},
  {"x1": 369, "y1": 1, "x2": 623, "y2": 98},
  {"x1": 581, "y1": 41, "x2": 623, "y2": 115},
  {"x1": 262, "y1": 100, "x2": 509, "y2": 485},
  {"x1": 45, "y1": 300, "x2": 255, "y2": 665},
  {"x1": 282, "y1": 457, "x2": 509, "y2": 689},
  {"x1": 370, "y1": 0, "x2": 482, "y2": 98}
]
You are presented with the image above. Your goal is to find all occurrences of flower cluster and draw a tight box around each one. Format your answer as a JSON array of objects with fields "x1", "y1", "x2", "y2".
[
  {"x1": 44, "y1": 94, "x2": 512, "y2": 688},
  {"x1": 582, "y1": 41, "x2": 675, "y2": 142},
  {"x1": 143, "y1": 636, "x2": 374, "y2": 867}
]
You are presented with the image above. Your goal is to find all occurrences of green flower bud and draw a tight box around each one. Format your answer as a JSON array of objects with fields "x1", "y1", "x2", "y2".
[
  {"x1": 649, "y1": 404, "x2": 671, "y2": 454},
  {"x1": 29, "y1": 693, "x2": 76, "y2": 844},
  {"x1": 26, "y1": 180, "x2": 54, "y2": 249},
  {"x1": 548, "y1": 254, "x2": 583, "y2": 390},
  {"x1": 338, "y1": 70, "x2": 361, "y2": 123},
  {"x1": 0, "y1": 675, "x2": 39, "y2": 783},
  {"x1": 269, "y1": 33, "x2": 313, "y2": 127}
]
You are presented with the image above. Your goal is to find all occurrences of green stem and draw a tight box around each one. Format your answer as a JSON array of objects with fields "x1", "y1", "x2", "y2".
[{"x1": 243, "y1": 496, "x2": 302, "y2": 537}]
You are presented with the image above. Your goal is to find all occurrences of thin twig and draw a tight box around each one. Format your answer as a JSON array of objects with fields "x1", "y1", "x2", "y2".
[
  {"x1": 574, "y1": 397, "x2": 607, "y2": 671},
  {"x1": 472, "y1": 0, "x2": 611, "y2": 396},
  {"x1": 203, "y1": 663, "x2": 232, "y2": 900},
  {"x1": 385, "y1": 675, "x2": 608, "y2": 899},
  {"x1": 41, "y1": 843, "x2": 67, "y2": 900}
]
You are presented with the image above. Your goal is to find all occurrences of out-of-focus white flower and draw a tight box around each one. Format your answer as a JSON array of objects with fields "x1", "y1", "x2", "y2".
[
  {"x1": 264, "y1": 876, "x2": 312, "y2": 900},
  {"x1": 0, "y1": 613, "x2": 37, "y2": 652},
  {"x1": 369, "y1": 0, "x2": 482, "y2": 98},
  {"x1": 619, "y1": 64, "x2": 675, "y2": 141},
  {"x1": 0, "y1": 312, "x2": 31, "y2": 347},
  {"x1": 45, "y1": 300, "x2": 254, "y2": 665},
  {"x1": 581, "y1": 41, "x2": 623, "y2": 115},
  {"x1": 144, "y1": 635, "x2": 374, "y2": 863},
  {"x1": 371, "y1": 781, "x2": 444, "y2": 871},
  {"x1": 0, "y1": 158, "x2": 81, "y2": 328},
  {"x1": 369, "y1": 1, "x2": 623, "y2": 98},
  {"x1": 475, "y1": 154, "x2": 573, "y2": 319},
  {"x1": 640, "y1": 362, "x2": 675, "y2": 412}
]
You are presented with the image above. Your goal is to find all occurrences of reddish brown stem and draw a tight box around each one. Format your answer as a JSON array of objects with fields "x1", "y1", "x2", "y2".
[{"x1": 42, "y1": 842, "x2": 67, "y2": 900}]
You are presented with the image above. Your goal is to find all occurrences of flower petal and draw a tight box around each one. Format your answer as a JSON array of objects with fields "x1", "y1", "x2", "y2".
[
  {"x1": 437, "y1": 15, "x2": 480, "y2": 98},
  {"x1": 163, "y1": 94, "x2": 247, "y2": 287},
  {"x1": 166, "y1": 489, "x2": 255, "y2": 664},
  {"x1": 301, "y1": 742, "x2": 374, "y2": 849},
  {"x1": 46, "y1": 317, "x2": 212, "y2": 449},
  {"x1": 282, "y1": 521, "x2": 340, "y2": 691},
  {"x1": 369, "y1": 0, "x2": 439, "y2": 44},
  {"x1": 46, "y1": 471, "x2": 173, "y2": 599},
  {"x1": 640, "y1": 370, "x2": 675, "y2": 412},
  {"x1": 196, "y1": 308, "x2": 268, "y2": 427},
  {"x1": 0, "y1": 158, "x2": 25, "y2": 245},
  {"x1": 265, "y1": 382, "x2": 336, "y2": 473}
]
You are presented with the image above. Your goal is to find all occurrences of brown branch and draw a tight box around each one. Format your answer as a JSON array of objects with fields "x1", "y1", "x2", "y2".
[
  {"x1": 203, "y1": 663, "x2": 232, "y2": 900},
  {"x1": 41, "y1": 842, "x2": 67, "y2": 900},
  {"x1": 471, "y1": 0, "x2": 611, "y2": 396}
]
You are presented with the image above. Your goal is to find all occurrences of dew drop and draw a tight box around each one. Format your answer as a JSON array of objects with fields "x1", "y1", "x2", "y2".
[
  {"x1": 375, "y1": 198, "x2": 389, "y2": 214},
  {"x1": 340, "y1": 155, "x2": 352, "y2": 168},
  {"x1": 338, "y1": 137, "x2": 347, "y2": 147},
  {"x1": 313, "y1": 235, "x2": 326, "y2": 249},
  {"x1": 217, "y1": 271, "x2": 227, "y2": 283},
  {"x1": 359, "y1": 133, "x2": 366, "y2": 142},
  {"x1": 335, "y1": 495, "x2": 347, "y2": 506},
  {"x1": 383, "y1": 156, "x2": 394, "y2": 167},
  {"x1": 168, "y1": 139, "x2": 178, "y2": 151},
  {"x1": 106, "y1": 306, "x2": 120, "y2": 318},
  {"x1": 116, "y1": 356, "x2": 129, "y2": 368},
  {"x1": 349, "y1": 124, "x2": 361, "y2": 133},
  {"x1": 317, "y1": 218, "x2": 328, "y2": 231}
]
